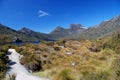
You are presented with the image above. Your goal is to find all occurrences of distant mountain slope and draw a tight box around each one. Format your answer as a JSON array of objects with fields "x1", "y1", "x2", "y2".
[
  {"x1": 0, "y1": 24, "x2": 18, "y2": 34},
  {"x1": 0, "y1": 15, "x2": 120, "y2": 43},
  {"x1": 18, "y1": 27, "x2": 53, "y2": 41},
  {"x1": 66, "y1": 15, "x2": 120, "y2": 39},
  {"x1": 50, "y1": 24, "x2": 86, "y2": 39},
  {"x1": 0, "y1": 24, "x2": 25, "y2": 44},
  {"x1": 0, "y1": 24, "x2": 53, "y2": 44}
]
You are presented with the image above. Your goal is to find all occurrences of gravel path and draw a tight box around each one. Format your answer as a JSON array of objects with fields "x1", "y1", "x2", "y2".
[{"x1": 6, "y1": 49, "x2": 48, "y2": 80}]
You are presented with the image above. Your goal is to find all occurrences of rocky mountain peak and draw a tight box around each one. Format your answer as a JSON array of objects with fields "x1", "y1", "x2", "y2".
[
  {"x1": 110, "y1": 15, "x2": 120, "y2": 22},
  {"x1": 19, "y1": 27, "x2": 33, "y2": 33},
  {"x1": 55, "y1": 26, "x2": 65, "y2": 30},
  {"x1": 70, "y1": 24, "x2": 84, "y2": 30}
]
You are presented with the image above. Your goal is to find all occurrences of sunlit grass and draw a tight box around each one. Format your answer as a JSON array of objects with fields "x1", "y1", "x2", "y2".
[{"x1": 33, "y1": 71, "x2": 46, "y2": 78}]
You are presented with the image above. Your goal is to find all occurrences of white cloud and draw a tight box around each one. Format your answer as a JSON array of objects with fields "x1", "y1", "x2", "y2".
[{"x1": 38, "y1": 10, "x2": 49, "y2": 17}]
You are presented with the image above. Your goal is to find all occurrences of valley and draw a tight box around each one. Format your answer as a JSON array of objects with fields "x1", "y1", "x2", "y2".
[
  {"x1": 0, "y1": 0, "x2": 120, "y2": 80},
  {"x1": 0, "y1": 15, "x2": 120, "y2": 80}
]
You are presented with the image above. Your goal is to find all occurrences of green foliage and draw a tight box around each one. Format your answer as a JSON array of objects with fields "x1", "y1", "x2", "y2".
[
  {"x1": 81, "y1": 70, "x2": 113, "y2": 80},
  {"x1": 1, "y1": 45, "x2": 11, "y2": 52},
  {"x1": 105, "y1": 33, "x2": 120, "y2": 54},
  {"x1": 47, "y1": 68, "x2": 75, "y2": 80},
  {"x1": 9, "y1": 74, "x2": 16, "y2": 80},
  {"x1": 13, "y1": 33, "x2": 120, "y2": 80},
  {"x1": 0, "y1": 46, "x2": 8, "y2": 79},
  {"x1": 56, "y1": 69, "x2": 74, "y2": 80},
  {"x1": 112, "y1": 55, "x2": 120, "y2": 80}
]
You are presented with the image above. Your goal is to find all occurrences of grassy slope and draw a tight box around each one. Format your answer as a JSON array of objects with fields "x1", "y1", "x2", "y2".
[{"x1": 12, "y1": 33, "x2": 120, "y2": 80}]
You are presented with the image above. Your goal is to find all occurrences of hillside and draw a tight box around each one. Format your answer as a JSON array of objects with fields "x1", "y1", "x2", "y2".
[
  {"x1": 66, "y1": 15, "x2": 120, "y2": 39},
  {"x1": 0, "y1": 15, "x2": 120, "y2": 44},
  {"x1": 11, "y1": 33, "x2": 120, "y2": 80},
  {"x1": 50, "y1": 24, "x2": 85, "y2": 39},
  {"x1": 0, "y1": 24, "x2": 53, "y2": 44},
  {"x1": 18, "y1": 27, "x2": 53, "y2": 41},
  {"x1": 0, "y1": 24, "x2": 25, "y2": 44},
  {"x1": 1, "y1": 15, "x2": 120, "y2": 80}
]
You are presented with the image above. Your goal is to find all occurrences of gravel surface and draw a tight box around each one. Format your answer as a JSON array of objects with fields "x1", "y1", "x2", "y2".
[{"x1": 6, "y1": 49, "x2": 48, "y2": 80}]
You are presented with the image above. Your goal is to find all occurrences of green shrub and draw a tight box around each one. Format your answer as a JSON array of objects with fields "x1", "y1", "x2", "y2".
[
  {"x1": 112, "y1": 55, "x2": 120, "y2": 80},
  {"x1": 51, "y1": 69, "x2": 74, "y2": 80},
  {"x1": 81, "y1": 70, "x2": 112, "y2": 80},
  {"x1": 1, "y1": 45, "x2": 11, "y2": 52},
  {"x1": 0, "y1": 71, "x2": 5, "y2": 79},
  {"x1": 0, "y1": 52, "x2": 5, "y2": 58},
  {"x1": 0, "y1": 51, "x2": 7, "y2": 79}
]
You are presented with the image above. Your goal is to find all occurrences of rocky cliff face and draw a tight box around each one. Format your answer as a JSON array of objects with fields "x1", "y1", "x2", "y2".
[
  {"x1": 67, "y1": 15, "x2": 120, "y2": 39},
  {"x1": 50, "y1": 24, "x2": 86, "y2": 39}
]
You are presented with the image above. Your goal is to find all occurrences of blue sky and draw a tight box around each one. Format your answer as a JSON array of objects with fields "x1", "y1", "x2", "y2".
[{"x1": 0, "y1": 0, "x2": 120, "y2": 33}]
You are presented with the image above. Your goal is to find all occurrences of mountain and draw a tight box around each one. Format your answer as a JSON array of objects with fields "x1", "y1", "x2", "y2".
[
  {"x1": 18, "y1": 27, "x2": 53, "y2": 41},
  {"x1": 0, "y1": 24, "x2": 18, "y2": 34},
  {"x1": 70, "y1": 24, "x2": 86, "y2": 34},
  {"x1": 50, "y1": 24, "x2": 86, "y2": 39},
  {"x1": 0, "y1": 24, "x2": 25, "y2": 44},
  {"x1": 67, "y1": 15, "x2": 120, "y2": 39},
  {"x1": 0, "y1": 25, "x2": 53, "y2": 44},
  {"x1": 0, "y1": 15, "x2": 120, "y2": 43}
]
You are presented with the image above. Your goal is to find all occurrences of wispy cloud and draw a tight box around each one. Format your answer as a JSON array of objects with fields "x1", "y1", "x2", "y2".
[{"x1": 38, "y1": 10, "x2": 49, "y2": 17}]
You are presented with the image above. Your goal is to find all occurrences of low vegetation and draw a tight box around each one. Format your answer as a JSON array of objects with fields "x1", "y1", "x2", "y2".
[
  {"x1": 0, "y1": 45, "x2": 10, "y2": 80},
  {"x1": 9, "y1": 74, "x2": 16, "y2": 80},
  {"x1": 0, "y1": 33, "x2": 120, "y2": 80},
  {"x1": 13, "y1": 33, "x2": 120, "y2": 80}
]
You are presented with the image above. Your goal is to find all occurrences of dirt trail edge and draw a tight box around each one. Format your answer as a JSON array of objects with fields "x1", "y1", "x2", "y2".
[{"x1": 6, "y1": 49, "x2": 49, "y2": 80}]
